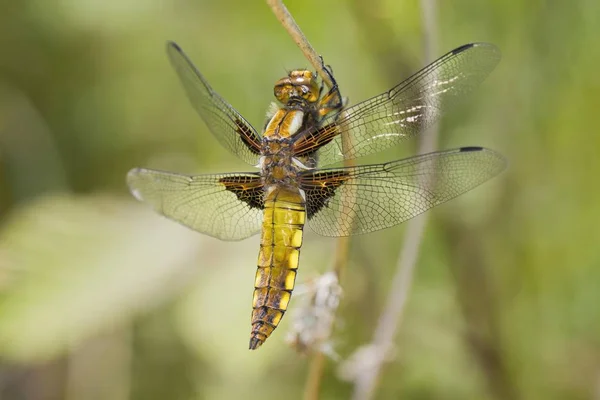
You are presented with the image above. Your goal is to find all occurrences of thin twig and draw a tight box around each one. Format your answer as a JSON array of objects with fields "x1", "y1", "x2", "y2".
[
  {"x1": 303, "y1": 351, "x2": 326, "y2": 400},
  {"x1": 351, "y1": 1, "x2": 439, "y2": 399},
  {"x1": 303, "y1": 115, "x2": 355, "y2": 398},
  {"x1": 266, "y1": 0, "x2": 335, "y2": 89}
]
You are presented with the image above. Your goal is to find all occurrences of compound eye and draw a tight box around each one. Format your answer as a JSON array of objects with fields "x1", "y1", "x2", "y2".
[{"x1": 274, "y1": 85, "x2": 288, "y2": 102}]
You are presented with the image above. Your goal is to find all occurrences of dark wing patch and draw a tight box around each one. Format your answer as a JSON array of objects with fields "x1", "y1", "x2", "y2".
[
  {"x1": 301, "y1": 147, "x2": 506, "y2": 237},
  {"x1": 167, "y1": 42, "x2": 262, "y2": 164},
  {"x1": 219, "y1": 175, "x2": 265, "y2": 210},
  {"x1": 302, "y1": 170, "x2": 350, "y2": 218},
  {"x1": 234, "y1": 118, "x2": 261, "y2": 157}
]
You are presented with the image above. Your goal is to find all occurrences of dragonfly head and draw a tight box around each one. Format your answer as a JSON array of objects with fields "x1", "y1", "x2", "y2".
[{"x1": 274, "y1": 70, "x2": 320, "y2": 105}]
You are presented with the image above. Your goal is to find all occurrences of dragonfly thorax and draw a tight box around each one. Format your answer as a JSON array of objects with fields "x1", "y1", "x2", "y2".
[
  {"x1": 274, "y1": 70, "x2": 320, "y2": 105},
  {"x1": 260, "y1": 138, "x2": 304, "y2": 187},
  {"x1": 261, "y1": 105, "x2": 312, "y2": 188}
]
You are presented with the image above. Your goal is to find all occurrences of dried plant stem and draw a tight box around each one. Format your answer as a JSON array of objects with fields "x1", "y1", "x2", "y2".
[
  {"x1": 266, "y1": 1, "x2": 352, "y2": 399},
  {"x1": 351, "y1": 1, "x2": 439, "y2": 399},
  {"x1": 303, "y1": 352, "x2": 326, "y2": 400},
  {"x1": 334, "y1": 109, "x2": 357, "y2": 279},
  {"x1": 302, "y1": 204, "x2": 353, "y2": 400},
  {"x1": 266, "y1": 0, "x2": 335, "y2": 89}
]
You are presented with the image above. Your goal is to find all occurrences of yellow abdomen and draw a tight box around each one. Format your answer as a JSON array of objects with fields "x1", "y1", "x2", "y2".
[{"x1": 249, "y1": 187, "x2": 305, "y2": 350}]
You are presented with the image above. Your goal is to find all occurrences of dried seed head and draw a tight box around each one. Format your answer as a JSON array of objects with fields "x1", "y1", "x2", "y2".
[
  {"x1": 337, "y1": 343, "x2": 397, "y2": 382},
  {"x1": 285, "y1": 272, "x2": 342, "y2": 359}
]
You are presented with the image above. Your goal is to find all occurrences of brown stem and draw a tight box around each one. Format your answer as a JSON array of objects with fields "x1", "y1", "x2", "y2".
[
  {"x1": 303, "y1": 352, "x2": 326, "y2": 400},
  {"x1": 266, "y1": 0, "x2": 335, "y2": 89}
]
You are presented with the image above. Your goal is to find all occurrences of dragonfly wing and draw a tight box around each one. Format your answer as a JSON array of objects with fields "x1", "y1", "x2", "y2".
[
  {"x1": 294, "y1": 43, "x2": 501, "y2": 167},
  {"x1": 127, "y1": 168, "x2": 264, "y2": 241},
  {"x1": 167, "y1": 42, "x2": 262, "y2": 165},
  {"x1": 302, "y1": 147, "x2": 506, "y2": 237}
]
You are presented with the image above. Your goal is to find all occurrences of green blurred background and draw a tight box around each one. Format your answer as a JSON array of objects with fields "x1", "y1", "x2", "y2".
[{"x1": 1, "y1": 0, "x2": 599, "y2": 399}]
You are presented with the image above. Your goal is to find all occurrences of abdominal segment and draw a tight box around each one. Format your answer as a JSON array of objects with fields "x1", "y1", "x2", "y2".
[{"x1": 249, "y1": 187, "x2": 305, "y2": 350}]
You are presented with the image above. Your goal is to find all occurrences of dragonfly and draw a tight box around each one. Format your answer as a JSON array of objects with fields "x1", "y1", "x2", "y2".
[{"x1": 127, "y1": 41, "x2": 506, "y2": 350}]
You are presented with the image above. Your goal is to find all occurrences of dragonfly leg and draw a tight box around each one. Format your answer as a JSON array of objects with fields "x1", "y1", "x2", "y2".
[{"x1": 316, "y1": 56, "x2": 345, "y2": 119}]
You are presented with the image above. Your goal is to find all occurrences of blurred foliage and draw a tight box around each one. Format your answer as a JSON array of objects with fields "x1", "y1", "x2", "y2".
[{"x1": 0, "y1": 0, "x2": 599, "y2": 399}]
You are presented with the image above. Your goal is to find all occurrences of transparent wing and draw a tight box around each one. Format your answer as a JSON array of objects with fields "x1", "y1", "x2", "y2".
[
  {"x1": 167, "y1": 41, "x2": 262, "y2": 165},
  {"x1": 127, "y1": 168, "x2": 264, "y2": 241},
  {"x1": 301, "y1": 147, "x2": 506, "y2": 236},
  {"x1": 293, "y1": 43, "x2": 501, "y2": 167}
]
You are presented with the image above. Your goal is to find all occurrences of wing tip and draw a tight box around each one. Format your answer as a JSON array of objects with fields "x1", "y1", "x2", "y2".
[
  {"x1": 452, "y1": 42, "x2": 495, "y2": 52},
  {"x1": 126, "y1": 167, "x2": 142, "y2": 180},
  {"x1": 166, "y1": 40, "x2": 181, "y2": 52},
  {"x1": 459, "y1": 146, "x2": 484, "y2": 152},
  {"x1": 459, "y1": 146, "x2": 508, "y2": 175},
  {"x1": 126, "y1": 168, "x2": 145, "y2": 201},
  {"x1": 451, "y1": 42, "x2": 501, "y2": 60},
  {"x1": 452, "y1": 43, "x2": 476, "y2": 55}
]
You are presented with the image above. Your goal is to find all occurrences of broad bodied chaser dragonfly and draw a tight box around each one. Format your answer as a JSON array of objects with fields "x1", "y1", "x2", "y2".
[{"x1": 127, "y1": 41, "x2": 505, "y2": 350}]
